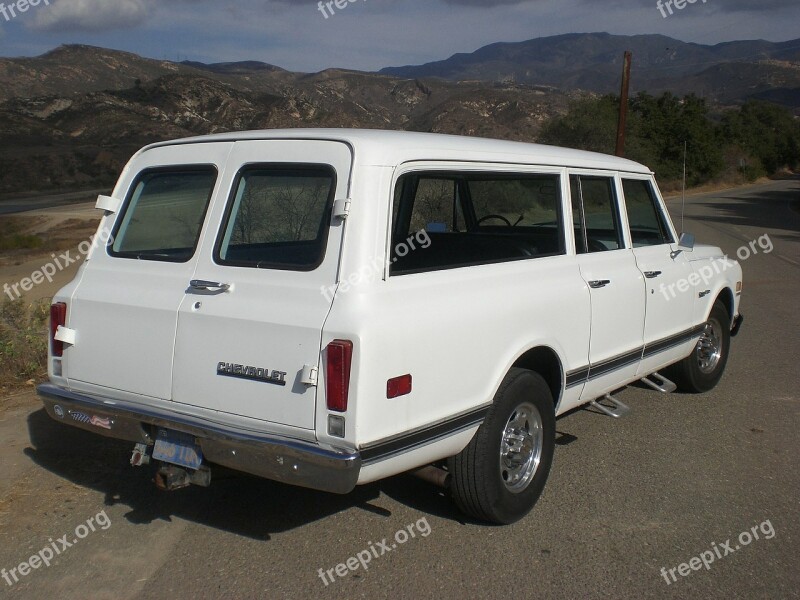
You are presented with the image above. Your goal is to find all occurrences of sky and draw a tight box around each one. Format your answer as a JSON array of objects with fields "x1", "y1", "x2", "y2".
[{"x1": 0, "y1": 0, "x2": 798, "y2": 72}]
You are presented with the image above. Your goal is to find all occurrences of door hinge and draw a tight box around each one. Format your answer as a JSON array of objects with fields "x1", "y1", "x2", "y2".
[
  {"x1": 332, "y1": 198, "x2": 351, "y2": 219},
  {"x1": 54, "y1": 326, "x2": 77, "y2": 346},
  {"x1": 95, "y1": 194, "x2": 122, "y2": 214},
  {"x1": 300, "y1": 364, "x2": 318, "y2": 386}
]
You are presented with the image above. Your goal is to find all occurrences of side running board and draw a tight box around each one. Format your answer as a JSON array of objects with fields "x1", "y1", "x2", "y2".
[
  {"x1": 590, "y1": 393, "x2": 631, "y2": 419},
  {"x1": 640, "y1": 372, "x2": 678, "y2": 394}
]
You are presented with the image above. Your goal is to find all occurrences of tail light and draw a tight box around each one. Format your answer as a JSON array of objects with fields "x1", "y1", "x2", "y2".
[
  {"x1": 50, "y1": 302, "x2": 67, "y2": 357},
  {"x1": 325, "y1": 340, "x2": 353, "y2": 412}
]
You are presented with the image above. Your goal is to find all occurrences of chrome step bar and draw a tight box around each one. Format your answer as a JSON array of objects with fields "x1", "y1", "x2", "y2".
[
  {"x1": 640, "y1": 372, "x2": 678, "y2": 394},
  {"x1": 590, "y1": 393, "x2": 631, "y2": 419}
]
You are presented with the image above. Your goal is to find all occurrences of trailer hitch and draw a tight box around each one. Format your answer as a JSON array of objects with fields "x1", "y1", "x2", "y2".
[{"x1": 154, "y1": 463, "x2": 211, "y2": 491}]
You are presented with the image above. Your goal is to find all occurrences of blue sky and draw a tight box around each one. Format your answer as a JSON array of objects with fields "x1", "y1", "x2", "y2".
[{"x1": 0, "y1": 0, "x2": 798, "y2": 72}]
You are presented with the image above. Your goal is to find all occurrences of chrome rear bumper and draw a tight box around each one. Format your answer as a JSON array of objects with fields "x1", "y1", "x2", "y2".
[{"x1": 37, "y1": 383, "x2": 361, "y2": 494}]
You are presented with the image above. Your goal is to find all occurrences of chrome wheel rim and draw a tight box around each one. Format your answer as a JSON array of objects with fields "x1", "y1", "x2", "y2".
[
  {"x1": 499, "y1": 402, "x2": 543, "y2": 493},
  {"x1": 697, "y1": 319, "x2": 723, "y2": 374}
]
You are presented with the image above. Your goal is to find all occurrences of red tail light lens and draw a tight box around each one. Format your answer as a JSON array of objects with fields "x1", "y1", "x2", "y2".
[
  {"x1": 326, "y1": 340, "x2": 353, "y2": 412},
  {"x1": 50, "y1": 302, "x2": 67, "y2": 357}
]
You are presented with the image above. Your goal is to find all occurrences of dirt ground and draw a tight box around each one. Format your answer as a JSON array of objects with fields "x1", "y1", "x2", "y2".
[{"x1": 0, "y1": 202, "x2": 99, "y2": 302}]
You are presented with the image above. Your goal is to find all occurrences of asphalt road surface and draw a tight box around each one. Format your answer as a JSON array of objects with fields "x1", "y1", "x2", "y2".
[
  {"x1": 0, "y1": 178, "x2": 798, "y2": 600},
  {"x1": 0, "y1": 190, "x2": 107, "y2": 216}
]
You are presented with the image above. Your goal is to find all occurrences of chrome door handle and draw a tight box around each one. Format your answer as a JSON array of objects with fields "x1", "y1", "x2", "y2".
[
  {"x1": 588, "y1": 280, "x2": 611, "y2": 289},
  {"x1": 644, "y1": 271, "x2": 662, "y2": 279},
  {"x1": 190, "y1": 280, "x2": 230, "y2": 292}
]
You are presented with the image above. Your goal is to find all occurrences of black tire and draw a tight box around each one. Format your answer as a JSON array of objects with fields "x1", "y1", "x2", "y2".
[
  {"x1": 448, "y1": 368, "x2": 555, "y2": 524},
  {"x1": 664, "y1": 301, "x2": 731, "y2": 393}
]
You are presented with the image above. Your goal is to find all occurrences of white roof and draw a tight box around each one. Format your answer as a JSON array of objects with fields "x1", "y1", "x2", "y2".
[{"x1": 145, "y1": 128, "x2": 652, "y2": 174}]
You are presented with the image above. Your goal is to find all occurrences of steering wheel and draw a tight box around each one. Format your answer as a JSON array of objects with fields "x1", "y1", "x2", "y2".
[
  {"x1": 587, "y1": 238, "x2": 608, "y2": 253},
  {"x1": 478, "y1": 214, "x2": 512, "y2": 226}
]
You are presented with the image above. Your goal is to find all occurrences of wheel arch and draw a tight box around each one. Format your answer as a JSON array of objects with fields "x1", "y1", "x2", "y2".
[
  {"x1": 511, "y1": 346, "x2": 564, "y2": 409},
  {"x1": 715, "y1": 286, "x2": 735, "y2": 325}
]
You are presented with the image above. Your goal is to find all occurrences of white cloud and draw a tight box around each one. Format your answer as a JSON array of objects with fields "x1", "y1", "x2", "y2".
[{"x1": 32, "y1": 0, "x2": 154, "y2": 32}]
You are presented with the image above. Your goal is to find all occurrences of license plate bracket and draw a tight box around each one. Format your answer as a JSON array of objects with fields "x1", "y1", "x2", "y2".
[{"x1": 152, "y1": 429, "x2": 203, "y2": 470}]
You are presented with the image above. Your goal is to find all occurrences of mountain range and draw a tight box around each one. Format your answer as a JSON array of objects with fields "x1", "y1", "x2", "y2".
[
  {"x1": 0, "y1": 33, "x2": 798, "y2": 195},
  {"x1": 381, "y1": 32, "x2": 800, "y2": 104}
]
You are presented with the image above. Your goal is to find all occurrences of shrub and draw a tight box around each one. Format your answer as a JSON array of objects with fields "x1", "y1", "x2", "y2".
[{"x1": 0, "y1": 298, "x2": 49, "y2": 386}]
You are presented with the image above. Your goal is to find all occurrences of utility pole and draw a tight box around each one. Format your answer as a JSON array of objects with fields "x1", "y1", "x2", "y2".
[{"x1": 615, "y1": 51, "x2": 632, "y2": 157}]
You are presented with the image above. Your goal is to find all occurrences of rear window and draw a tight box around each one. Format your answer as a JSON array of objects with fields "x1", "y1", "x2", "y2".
[
  {"x1": 110, "y1": 167, "x2": 217, "y2": 262},
  {"x1": 215, "y1": 165, "x2": 336, "y2": 271}
]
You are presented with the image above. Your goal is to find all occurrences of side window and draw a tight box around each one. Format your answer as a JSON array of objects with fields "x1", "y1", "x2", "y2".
[
  {"x1": 409, "y1": 178, "x2": 461, "y2": 233},
  {"x1": 216, "y1": 165, "x2": 335, "y2": 271},
  {"x1": 622, "y1": 179, "x2": 675, "y2": 247},
  {"x1": 570, "y1": 175, "x2": 588, "y2": 254},
  {"x1": 111, "y1": 167, "x2": 217, "y2": 262},
  {"x1": 391, "y1": 171, "x2": 565, "y2": 274},
  {"x1": 468, "y1": 177, "x2": 561, "y2": 229},
  {"x1": 570, "y1": 175, "x2": 624, "y2": 253}
]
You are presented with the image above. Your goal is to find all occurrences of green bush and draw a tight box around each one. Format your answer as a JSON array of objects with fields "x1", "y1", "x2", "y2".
[
  {"x1": 0, "y1": 220, "x2": 44, "y2": 251},
  {"x1": 539, "y1": 93, "x2": 799, "y2": 187},
  {"x1": 0, "y1": 298, "x2": 49, "y2": 386},
  {"x1": 0, "y1": 234, "x2": 43, "y2": 251}
]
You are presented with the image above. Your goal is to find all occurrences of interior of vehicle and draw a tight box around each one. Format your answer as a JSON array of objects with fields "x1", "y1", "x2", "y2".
[{"x1": 391, "y1": 172, "x2": 565, "y2": 273}]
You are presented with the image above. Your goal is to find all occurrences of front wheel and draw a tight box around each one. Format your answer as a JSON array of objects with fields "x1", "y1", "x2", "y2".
[
  {"x1": 448, "y1": 368, "x2": 555, "y2": 524},
  {"x1": 664, "y1": 301, "x2": 731, "y2": 393}
]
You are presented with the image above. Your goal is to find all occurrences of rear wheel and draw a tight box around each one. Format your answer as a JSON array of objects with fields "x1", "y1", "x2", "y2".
[
  {"x1": 448, "y1": 368, "x2": 555, "y2": 524},
  {"x1": 664, "y1": 301, "x2": 731, "y2": 393}
]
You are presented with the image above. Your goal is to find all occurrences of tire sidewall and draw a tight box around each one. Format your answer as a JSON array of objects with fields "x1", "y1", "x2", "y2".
[
  {"x1": 475, "y1": 370, "x2": 556, "y2": 524},
  {"x1": 688, "y1": 303, "x2": 731, "y2": 392}
]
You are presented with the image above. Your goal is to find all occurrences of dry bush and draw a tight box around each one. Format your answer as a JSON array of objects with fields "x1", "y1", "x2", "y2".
[{"x1": 0, "y1": 298, "x2": 50, "y2": 388}]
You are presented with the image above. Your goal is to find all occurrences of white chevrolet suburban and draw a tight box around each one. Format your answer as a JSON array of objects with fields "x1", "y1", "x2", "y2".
[{"x1": 39, "y1": 129, "x2": 743, "y2": 524}]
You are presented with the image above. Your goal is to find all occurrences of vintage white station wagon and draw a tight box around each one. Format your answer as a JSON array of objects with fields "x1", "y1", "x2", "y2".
[{"x1": 39, "y1": 129, "x2": 743, "y2": 523}]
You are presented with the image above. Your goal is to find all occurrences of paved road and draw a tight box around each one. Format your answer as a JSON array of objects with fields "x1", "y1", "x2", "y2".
[
  {"x1": 0, "y1": 179, "x2": 798, "y2": 599},
  {"x1": 0, "y1": 190, "x2": 107, "y2": 216}
]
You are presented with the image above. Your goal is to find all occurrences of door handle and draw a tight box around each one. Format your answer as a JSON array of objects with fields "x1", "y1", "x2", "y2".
[
  {"x1": 588, "y1": 280, "x2": 611, "y2": 289},
  {"x1": 644, "y1": 271, "x2": 662, "y2": 279},
  {"x1": 190, "y1": 280, "x2": 231, "y2": 292}
]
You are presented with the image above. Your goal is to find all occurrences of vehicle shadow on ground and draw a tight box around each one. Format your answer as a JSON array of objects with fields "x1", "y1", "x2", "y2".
[
  {"x1": 24, "y1": 409, "x2": 467, "y2": 540},
  {"x1": 687, "y1": 182, "x2": 800, "y2": 241}
]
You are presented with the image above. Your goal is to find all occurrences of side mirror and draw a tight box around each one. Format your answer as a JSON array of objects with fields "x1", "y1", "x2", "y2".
[{"x1": 671, "y1": 232, "x2": 695, "y2": 259}]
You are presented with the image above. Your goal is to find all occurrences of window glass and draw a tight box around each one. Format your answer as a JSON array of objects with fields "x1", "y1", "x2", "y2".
[
  {"x1": 570, "y1": 175, "x2": 588, "y2": 254},
  {"x1": 391, "y1": 172, "x2": 564, "y2": 274},
  {"x1": 622, "y1": 179, "x2": 674, "y2": 247},
  {"x1": 571, "y1": 176, "x2": 623, "y2": 252},
  {"x1": 111, "y1": 168, "x2": 216, "y2": 262},
  {"x1": 469, "y1": 177, "x2": 561, "y2": 229},
  {"x1": 216, "y1": 166, "x2": 335, "y2": 270},
  {"x1": 409, "y1": 178, "x2": 460, "y2": 233}
]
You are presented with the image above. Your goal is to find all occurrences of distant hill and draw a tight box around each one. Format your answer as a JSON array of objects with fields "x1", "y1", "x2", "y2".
[
  {"x1": 180, "y1": 60, "x2": 288, "y2": 75},
  {"x1": 380, "y1": 33, "x2": 800, "y2": 104},
  {"x1": 0, "y1": 34, "x2": 798, "y2": 195},
  {"x1": 0, "y1": 46, "x2": 573, "y2": 194}
]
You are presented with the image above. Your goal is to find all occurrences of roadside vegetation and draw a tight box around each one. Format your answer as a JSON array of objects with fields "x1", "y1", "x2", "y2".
[
  {"x1": 539, "y1": 94, "x2": 800, "y2": 189},
  {"x1": 0, "y1": 219, "x2": 43, "y2": 252},
  {"x1": 0, "y1": 298, "x2": 49, "y2": 389}
]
